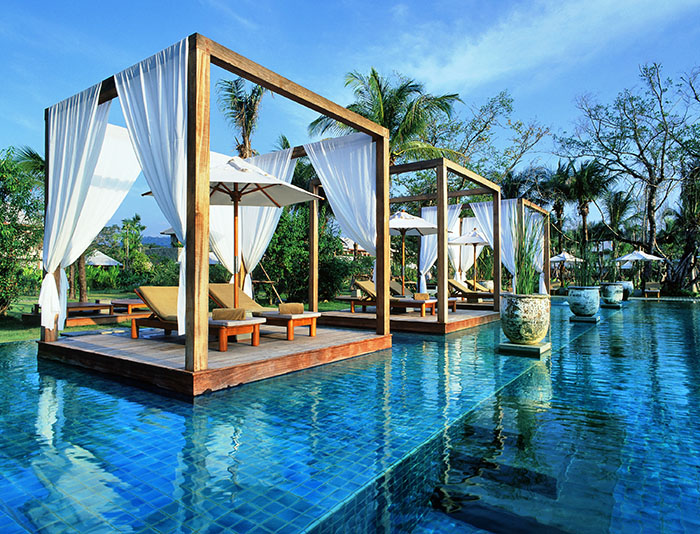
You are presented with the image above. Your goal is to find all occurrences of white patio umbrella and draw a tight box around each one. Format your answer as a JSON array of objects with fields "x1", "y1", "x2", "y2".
[
  {"x1": 86, "y1": 250, "x2": 121, "y2": 267},
  {"x1": 210, "y1": 156, "x2": 321, "y2": 308},
  {"x1": 621, "y1": 261, "x2": 634, "y2": 270},
  {"x1": 614, "y1": 250, "x2": 664, "y2": 263},
  {"x1": 550, "y1": 251, "x2": 583, "y2": 264},
  {"x1": 449, "y1": 228, "x2": 490, "y2": 291},
  {"x1": 389, "y1": 211, "x2": 438, "y2": 295}
]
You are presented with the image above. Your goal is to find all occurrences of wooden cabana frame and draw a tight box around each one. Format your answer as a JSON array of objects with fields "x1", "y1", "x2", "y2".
[
  {"x1": 41, "y1": 33, "x2": 392, "y2": 375},
  {"x1": 517, "y1": 198, "x2": 551, "y2": 294},
  {"x1": 388, "y1": 158, "x2": 502, "y2": 322}
]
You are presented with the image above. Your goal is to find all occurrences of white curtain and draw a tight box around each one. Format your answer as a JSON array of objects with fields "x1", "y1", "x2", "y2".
[
  {"x1": 449, "y1": 216, "x2": 484, "y2": 283},
  {"x1": 471, "y1": 199, "x2": 518, "y2": 291},
  {"x1": 304, "y1": 133, "x2": 376, "y2": 256},
  {"x1": 115, "y1": 39, "x2": 188, "y2": 333},
  {"x1": 39, "y1": 83, "x2": 111, "y2": 330},
  {"x1": 418, "y1": 204, "x2": 462, "y2": 292},
  {"x1": 209, "y1": 148, "x2": 295, "y2": 296},
  {"x1": 527, "y1": 211, "x2": 546, "y2": 293}
]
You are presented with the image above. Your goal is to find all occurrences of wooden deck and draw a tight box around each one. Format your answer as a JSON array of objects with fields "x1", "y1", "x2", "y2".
[
  {"x1": 37, "y1": 325, "x2": 392, "y2": 397},
  {"x1": 319, "y1": 307, "x2": 500, "y2": 334}
]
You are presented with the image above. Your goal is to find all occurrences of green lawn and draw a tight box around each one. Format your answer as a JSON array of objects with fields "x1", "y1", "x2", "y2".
[{"x1": 1, "y1": 291, "x2": 352, "y2": 343}]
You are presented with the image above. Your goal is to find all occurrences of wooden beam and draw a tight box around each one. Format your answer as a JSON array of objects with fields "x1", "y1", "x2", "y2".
[
  {"x1": 309, "y1": 183, "x2": 319, "y2": 312},
  {"x1": 198, "y1": 34, "x2": 388, "y2": 139},
  {"x1": 375, "y1": 136, "x2": 390, "y2": 335},
  {"x1": 291, "y1": 145, "x2": 307, "y2": 159},
  {"x1": 389, "y1": 187, "x2": 494, "y2": 204},
  {"x1": 522, "y1": 197, "x2": 549, "y2": 216},
  {"x1": 436, "y1": 163, "x2": 448, "y2": 323},
  {"x1": 390, "y1": 158, "x2": 444, "y2": 175},
  {"x1": 185, "y1": 36, "x2": 211, "y2": 372},
  {"x1": 390, "y1": 158, "x2": 500, "y2": 194},
  {"x1": 444, "y1": 159, "x2": 500, "y2": 192},
  {"x1": 492, "y1": 190, "x2": 501, "y2": 312},
  {"x1": 98, "y1": 76, "x2": 117, "y2": 105}
]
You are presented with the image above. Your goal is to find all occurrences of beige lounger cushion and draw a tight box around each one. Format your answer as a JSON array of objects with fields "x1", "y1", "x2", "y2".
[
  {"x1": 255, "y1": 311, "x2": 322, "y2": 319},
  {"x1": 413, "y1": 293, "x2": 430, "y2": 300},
  {"x1": 137, "y1": 286, "x2": 178, "y2": 322},
  {"x1": 389, "y1": 280, "x2": 413, "y2": 298},
  {"x1": 279, "y1": 302, "x2": 304, "y2": 314},
  {"x1": 209, "y1": 317, "x2": 266, "y2": 327},
  {"x1": 212, "y1": 308, "x2": 246, "y2": 321}
]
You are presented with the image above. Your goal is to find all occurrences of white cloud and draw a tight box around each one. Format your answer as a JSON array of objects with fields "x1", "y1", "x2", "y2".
[
  {"x1": 199, "y1": 0, "x2": 259, "y2": 31},
  {"x1": 394, "y1": 0, "x2": 700, "y2": 92}
]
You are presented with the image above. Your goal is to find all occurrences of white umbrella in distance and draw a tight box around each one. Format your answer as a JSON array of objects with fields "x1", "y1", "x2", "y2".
[
  {"x1": 449, "y1": 228, "x2": 490, "y2": 291},
  {"x1": 614, "y1": 250, "x2": 664, "y2": 263},
  {"x1": 210, "y1": 156, "x2": 322, "y2": 308},
  {"x1": 550, "y1": 251, "x2": 583, "y2": 264},
  {"x1": 389, "y1": 211, "x2": 438, "y2": 295}
]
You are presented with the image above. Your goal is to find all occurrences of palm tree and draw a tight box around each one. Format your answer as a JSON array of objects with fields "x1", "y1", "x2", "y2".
[
  {"x1": 217, "y1": 78, "x2": 268, "y2": 158},
  {"x1": 308, "y1": 68, "x2": 461, "y2": 164},
  {"x1": 539, "y1": 161, "x2": 571, "y2": 252},
  {"x1": 569, "y1": 159, "x2": 614, "y2": 250},
  {"x1": 601, "y1": 190, "x2": 636, "y2": 260}
]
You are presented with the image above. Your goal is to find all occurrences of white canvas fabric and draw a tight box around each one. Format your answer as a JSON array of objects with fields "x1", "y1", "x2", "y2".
[
  {"x1": 39, "y1": 83, "x2": 111, "y2": 330},
  {"x1": 209, "y1": 148, "x2": 295, "y2": 296},
  {"x1": 526, "y1": 211, "x2": 547, "y2": 294},
  {"x1": 304, "y1": 133, "x2": 376, "y2": 256},
  {"x1": 418, "y1": 204, "x2": 462, "y2": 292},
  {"x1": 115, "y1": 39, "x2": 188, "y2": 333},
  {"x1": 450, "y1": 217, "x2": 484, "y2": 282}
]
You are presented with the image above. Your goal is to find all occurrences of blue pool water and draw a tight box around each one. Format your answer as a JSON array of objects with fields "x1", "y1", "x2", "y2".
[{"x1": 0, "y1": 300, "x2": 699, "y2": 533}]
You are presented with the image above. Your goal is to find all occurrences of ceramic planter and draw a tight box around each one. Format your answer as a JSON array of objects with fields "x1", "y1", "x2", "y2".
[
  {"x1": 618, "y1": 281, "x2": 634, "y2": 301},
  {"x1": 600, "y1": 283, "x2": 624, "y2": 305},
  {"x1": 568, "y1": 286, "x2": 600, "y2": 316},
  {"x1": 501, "y1": 293, "x2": 551, "y2": 345}
]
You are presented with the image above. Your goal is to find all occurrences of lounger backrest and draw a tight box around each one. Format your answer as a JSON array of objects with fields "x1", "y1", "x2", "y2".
[
  {"x1": 448, "y1": 278, "x2": 471, "y2": 295},
  {"x1": 136, "y1": 286, "x2": 178, "y2": 322},
  {"x1": 389, "y1": 280, "x2": 413, "y2": 298},
  {"x1": 209, "y1": 283, "x2": 265, "y2": 311},
  {"x1": 354, "y1": 280, "x2": 377, "y2": 299}
]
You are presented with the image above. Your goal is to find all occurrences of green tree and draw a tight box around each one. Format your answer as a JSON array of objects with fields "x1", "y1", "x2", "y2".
[
  {"x1": 538, "y1": 161, "x2": 572, "y2": 253},
  {"x1": 0, "y1": 147, "x2": 43, "y2": 314},
  {"x1": 217, "y1": 77, "x2": 268, "y2": 158},
  {"x1": 568, "y1": 160, "x2": 614, "y2": 250},
  {"x1": 119, "y1": 214, "x2": 146, "y2": 270},
  {"x1": 309, "y1": 68, "x2": 461, "y2": 164}
]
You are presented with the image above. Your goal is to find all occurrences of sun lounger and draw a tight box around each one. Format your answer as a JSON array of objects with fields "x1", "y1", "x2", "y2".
[
  {"x1": 252, "y1": 309, "x2": 322, "y2": 341},
  {"x1": 132, "y1": 286, "x2": 265, "y2": 351},
  {"x1": 209, "y1": 283, "x2": 276, "y2": 312},
  {"x1": 448, "y1": 278, "x2": 493, "y2": 301},
  {"x1": 644, "y1": 282, "x2": 661, "y2": 299},
  {"x1": 337, "y1": 280, "x2": 452, "y2": 317},
  {"x1": 389, "y1": 280, "x2": 413, "y2": 298}
]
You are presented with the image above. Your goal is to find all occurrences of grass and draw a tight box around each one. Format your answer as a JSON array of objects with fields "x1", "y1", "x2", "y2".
[{"x1": 1, "y1": 291, "x2": 355, "y2": 344}]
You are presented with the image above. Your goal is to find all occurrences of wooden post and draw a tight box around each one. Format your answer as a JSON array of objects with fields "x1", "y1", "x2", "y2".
[
  {"x1": 492, "y1": 191, "x2": 501, "y2": 312},
  {"x1": 185, "y1": 35, "x2": 211, "y2": 372},
  {"x1": 544, "y1": 214, "x2": 551, "y2": 294},
  {"x1": 309, "y1": 183, "x2": 319, "y2": 312},
  {"x1": 375, "y1": 136, "x2": 390, "y2": 336},
  {"x1": 436, "y1": 161, "x2": 448, "y2": 323}
]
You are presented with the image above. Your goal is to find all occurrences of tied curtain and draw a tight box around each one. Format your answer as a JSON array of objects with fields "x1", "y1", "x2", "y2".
[
  {"x1": 527, "y1": 211, "x2": 546, "y2": 293},
  {"x1": 449, "y1": 216, "x2": 484, "y2": 283},
  {"x1": 304, "y1": 133, "x2": 376, "y2": 257},
  {"x1": 39, "y1": 83, "x2": 111, "y2": 329},
  {"x1": 209, "y1": 148, "x2": 295, "y2": 296},
  {"x1": 115, "y1": 39, "x2": 188, "y2": 333},
  {"x1": 418, "y1": 204, "x2": 462, "y2": 293}
]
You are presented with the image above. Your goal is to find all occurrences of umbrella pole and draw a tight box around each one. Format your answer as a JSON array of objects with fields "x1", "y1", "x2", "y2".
[
  {"x1": 473, "y1": 243, "x2": 477, "y2": 290},
  {"x1": 401, "y1": 231, "x2": 406, "y2": 295},
  {"x1": 234, "y1": 192, "x2": 240, "y2": 309}
]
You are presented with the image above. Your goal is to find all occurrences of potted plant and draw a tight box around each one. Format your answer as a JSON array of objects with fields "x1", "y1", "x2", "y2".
[
  {"x1": 501, "y1": 217, "x2": 550, "y2": 345},
  {"x1": 600, "y1": 282, "x2": 624, "y2": 306},
  {"x1": 568, "y1": 248, "x2": 600, "y2": 316}
]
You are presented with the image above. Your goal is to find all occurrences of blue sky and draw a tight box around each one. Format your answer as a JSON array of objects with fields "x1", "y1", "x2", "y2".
[{"x1": 1, "y1": 0, "x2": 699, "y2": 235}]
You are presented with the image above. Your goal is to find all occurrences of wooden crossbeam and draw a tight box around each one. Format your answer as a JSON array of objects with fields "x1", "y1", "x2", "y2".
[{"x1": 390, "y1": 187, "x2": 494, "y2": 204}]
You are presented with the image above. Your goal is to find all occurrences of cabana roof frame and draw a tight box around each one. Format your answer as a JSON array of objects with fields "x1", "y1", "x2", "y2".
[{"x1": 42, "y1": 33, "x2": 392, "y2": 374}]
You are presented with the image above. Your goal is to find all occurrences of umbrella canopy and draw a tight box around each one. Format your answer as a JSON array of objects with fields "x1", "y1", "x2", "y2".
[
  {"x1": 550, "y1": 251, "x2": 583, "y2": 264},
  {"x1": 615, "y1": 250, "x2": 664, "y2": 263},
  {"x1": 86, "y1": 250, "x2": 121, "y2": 267},
  {"x1": 389, "y1": 211, "x2": 438, "y2": 236},
  {"x1": 210, "y1": 156, "x2": 321, "y2": 307},
  {"x1": 449, "y1": 228, "x2": 489, "y2": 246},
  {"x1": 621, "y1": 261, "x2": 634, "y2": 270},
  {"x1": 388, "y1": 211, "x2": 438, "y2": 295},
  {"x1": 210, "y1": 156, "x2": 319, "y2": 207}
]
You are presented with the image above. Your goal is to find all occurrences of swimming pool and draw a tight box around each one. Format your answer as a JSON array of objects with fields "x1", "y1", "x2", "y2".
[{"x1": 0, "y1": 300, "x2": 698, "y2": 532}]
